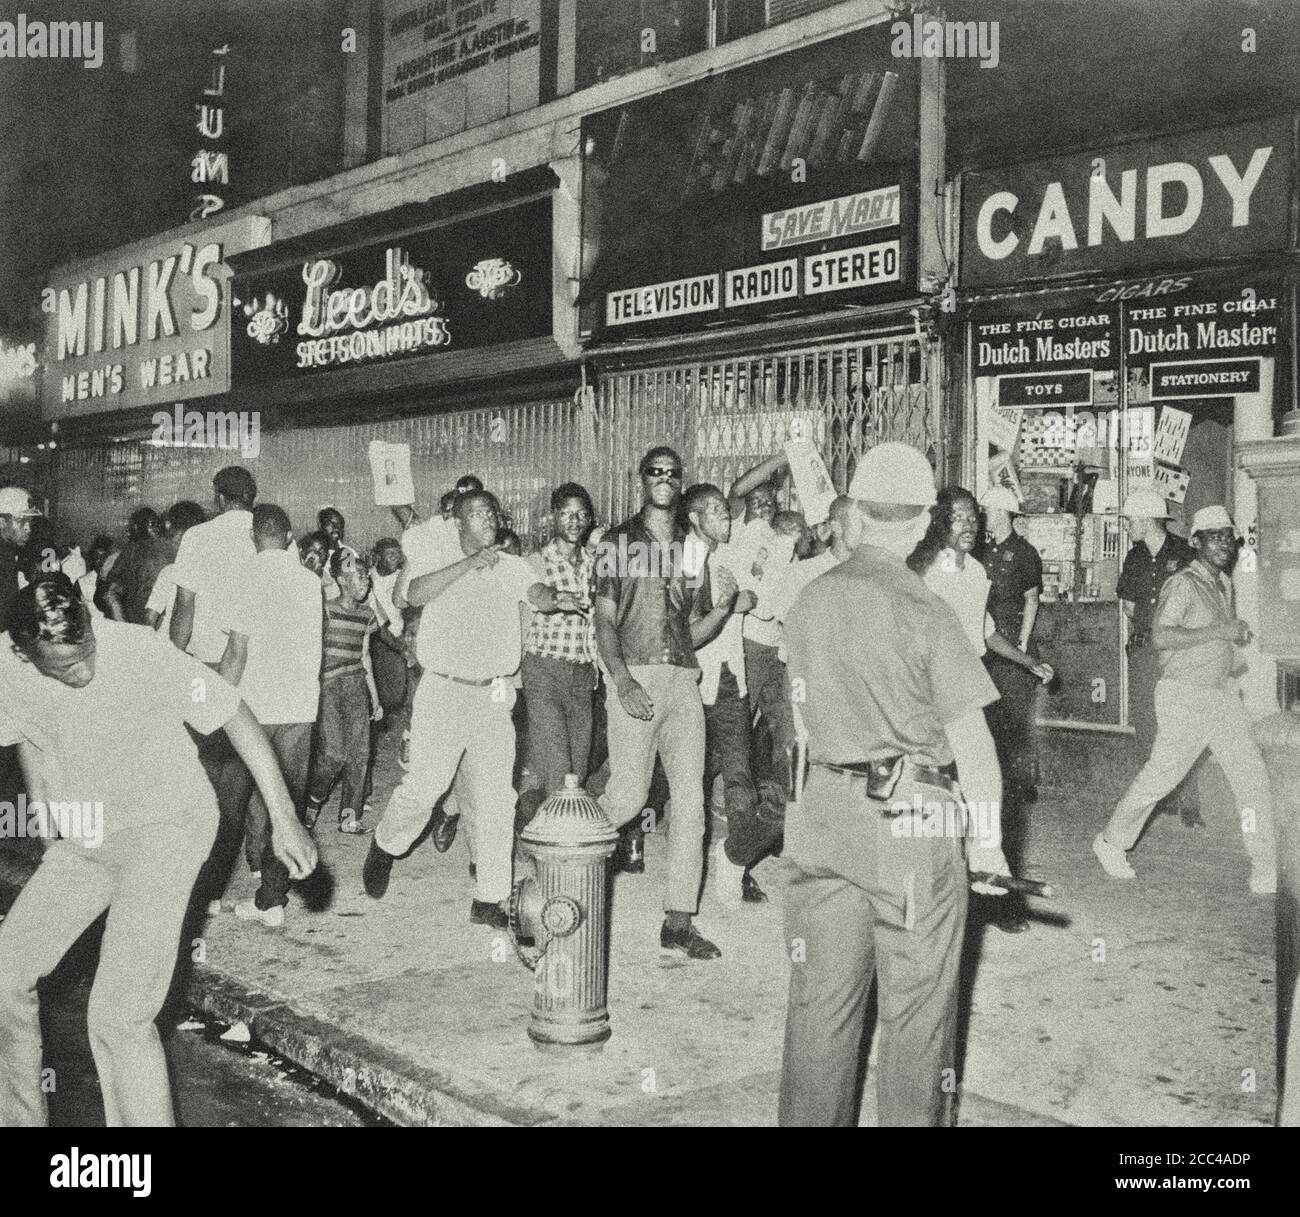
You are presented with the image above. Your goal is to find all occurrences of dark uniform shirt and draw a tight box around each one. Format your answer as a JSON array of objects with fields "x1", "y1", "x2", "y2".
[
  {"x1": 0, "y1": 542, "x2": 19, "y2": 635},
  {"x1": 784, "y1": 546, "x2": 997, "y2": 769},
  {"x1": 1116, "y1": 531, "x2": 1194, "y2": 640},
  {"x1": 594, "y1": 512, "x2": 711, "y2": 670},
  {"x1": 976, "y1": 530, "x2": 1042, "y2": 643}
]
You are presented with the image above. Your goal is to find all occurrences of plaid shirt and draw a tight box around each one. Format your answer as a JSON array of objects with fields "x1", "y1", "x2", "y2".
[{"x1": 525, "y1": 539, "x2": 596, "y2": 664}]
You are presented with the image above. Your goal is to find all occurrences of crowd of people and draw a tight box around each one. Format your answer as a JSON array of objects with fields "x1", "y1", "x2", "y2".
[{"x1": 0, "y1": 437, "x2": 1274, "y2": 1127}]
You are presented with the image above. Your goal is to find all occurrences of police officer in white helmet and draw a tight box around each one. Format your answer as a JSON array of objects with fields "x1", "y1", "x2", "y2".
[{"x1": 780, "y1": 443, "x2": 1010, "y2": 1126}]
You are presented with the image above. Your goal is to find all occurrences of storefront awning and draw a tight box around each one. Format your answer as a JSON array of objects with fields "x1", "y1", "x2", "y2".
[{"x1": 958, "y1": 258, "x2": 1297, "y2": 321}]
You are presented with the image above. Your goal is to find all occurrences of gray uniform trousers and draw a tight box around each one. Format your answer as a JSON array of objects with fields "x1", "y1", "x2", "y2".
[{"x1": 779, "y1": 766, "x2": 968, "y2": 1127}]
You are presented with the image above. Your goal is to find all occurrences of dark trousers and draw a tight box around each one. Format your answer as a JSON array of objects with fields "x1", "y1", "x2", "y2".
[
  {"x1": 983, "y1": 653, "x2": 1039, "y2": 798},
  {"x1": 743, "y1": 638, "x2": 797, "y2": 798},
  {"x1": 705, "y1": 665, "x2": 784, "y2": 869},
  {"x1": 779, "y1": 768, "x2": 967, "y2": 1127},
  {"x1": 519, "y1": 652, "x2": 596, "y2": 820},
  {"x1": 308, "y1": 671, "x2": 371, "y2": 816},
  {"x1": 193, "y1": 720, "x2": 312, "y2": 910}
]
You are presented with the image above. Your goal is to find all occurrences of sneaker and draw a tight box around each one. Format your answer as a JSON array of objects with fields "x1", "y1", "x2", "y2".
[
  {"x1": 1249, "y1": 869, "x2": 1277, "y2": 896},
  {"x1": 234, "y1": 898, "x2": 284, "y2": 928},
  {"x1": 205, "y1": 898, "x2": 224, "y2": 916},
  {"x1": 399, "y1": 729, "x2": 412, "y2": 770},
  {"x1": 1092, "y1": 832, "x2": 1136, "y2": 879},
  {"x1": 339, "y1": 809, "x2": 370, "y2": 835},
  {"x1": 660, "y1": 920, "x2": 722, "y2": 960},
  {"x1": 363, "y1": 839, "x2": 396, "y2": 899},
  {"x1": 713, "y1": 841, "x2": 744, "y2": 908}
]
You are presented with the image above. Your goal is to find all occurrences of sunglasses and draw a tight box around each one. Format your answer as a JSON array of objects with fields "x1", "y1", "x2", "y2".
[{"x1": 643, "y1": 466, "x2": 682, "y2": 480}]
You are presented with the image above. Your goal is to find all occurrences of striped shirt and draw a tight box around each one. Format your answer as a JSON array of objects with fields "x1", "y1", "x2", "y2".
[{"x1": 322, "y1": 600, "x2": 378, "y2": 680}]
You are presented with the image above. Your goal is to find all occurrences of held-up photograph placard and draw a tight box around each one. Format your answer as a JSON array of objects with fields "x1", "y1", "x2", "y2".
[
  {"x1": 784, "y1": 438, "x2": 837, "y2": 525},
  {"x1": 368, "y1": 439, "x2": 415, "y2": 506}
]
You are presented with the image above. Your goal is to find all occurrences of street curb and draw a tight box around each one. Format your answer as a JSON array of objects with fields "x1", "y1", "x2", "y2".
[{"x1": 1, "y1": 849, "x2": 1071, "y2": 1128}]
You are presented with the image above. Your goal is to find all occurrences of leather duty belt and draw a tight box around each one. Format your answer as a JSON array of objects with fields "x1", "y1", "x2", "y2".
[{"x1": 810, "y1": 757, "x2": 959, "y2": 807}]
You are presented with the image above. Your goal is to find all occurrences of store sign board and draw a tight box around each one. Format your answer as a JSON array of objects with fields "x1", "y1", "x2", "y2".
[
  {"x1": 232, "y1": 196, "x2": 553, "y2": 383},
  {"x1": 962, "y1": 116, "x2": 1294, "y2": 288},
  {"x1": 381, "y1": 0, "x2": 542, "y2": 153},
  {"x1": 605, "y1": 274, "x2": 720, "y2": 327},
  {"x1": 996, "y1": 369, "x2": 1093, "y2": 409},
  {"x1": 42, "y1": 215, "x2": 269, "y2": 421},
  {"x1": 804, "y1": 240, "x2": 900, "y2": 295},
  {"x1": 724, "y1": 260, "x2": 799, "y2": 309},
  {"x1": 972, "y1": 308, "x2": 1118, "y2": 375},
  {"x1": 761, "y1": 186, "x2": 900, "y2": 251},
  {"x1": 0, "y1": 337, "x2": 39, "y2": 409},
  {"x1": 1150, "y1": 357, "x2": 1262, "y2": 398},
  {"x1": 581, "y1": 24, "x2": 918, "y2": 339}
]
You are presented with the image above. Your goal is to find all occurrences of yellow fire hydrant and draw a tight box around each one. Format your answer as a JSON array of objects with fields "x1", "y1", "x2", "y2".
[{"x1": 508, "y1": 774, "x2": 618, "y2": 1050}]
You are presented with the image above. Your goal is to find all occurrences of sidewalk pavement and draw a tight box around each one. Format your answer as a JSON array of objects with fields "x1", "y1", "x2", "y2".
[{"x1": 0, "y1": 727, "x2": 1278, "y2": 1127}]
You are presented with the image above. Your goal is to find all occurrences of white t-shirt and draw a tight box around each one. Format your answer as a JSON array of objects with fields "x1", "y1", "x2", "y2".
[
  {"x1": 370, "y1": 570, "x2": 402, "y2": 637},
  {"x1": 146, "y1": 563, "x2": 178, "y2": 634},
  {"x1": 0, "y1": 620, "x2": 241, "y2": 841},
  {"x1": 415, "y1": 553, "x2": 539, "y2": 681},
  {"x1": 688, "y1": 536, "x2": 746, "y2": 705},
  {"x1": 224, "y1": 547, "x2": 324, "y2": 725},
  {"x1": 765, "y1": 548, "x2": 844, "y2": 662},
  {"x1": 172, "y1": 509, "x2": 256, "y2": 663},
  {"x1": 923, "y1": 549, "x2": 993, "y2": 656}
]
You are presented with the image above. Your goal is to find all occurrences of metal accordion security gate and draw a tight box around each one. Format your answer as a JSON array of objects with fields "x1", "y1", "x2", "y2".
[{"x1": 591, "y1": 331, "x2": 941, "y2": 524}]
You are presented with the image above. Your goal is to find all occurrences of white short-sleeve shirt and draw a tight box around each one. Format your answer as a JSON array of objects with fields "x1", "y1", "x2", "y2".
[{"x1": 172, "y1": 509, "x2": 256, "y2": 663}]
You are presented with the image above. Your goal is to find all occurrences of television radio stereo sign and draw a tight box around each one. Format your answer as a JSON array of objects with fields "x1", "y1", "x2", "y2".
[
  {"x1": 605, "y1": 186, "x2": 902, "y2": 327},
  {"x1": 41, "y1": 215, "x2": 270, "y2": 421}
]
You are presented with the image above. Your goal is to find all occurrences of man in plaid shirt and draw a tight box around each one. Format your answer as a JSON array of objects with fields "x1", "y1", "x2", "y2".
[{"x1": 518, "y1": 483, "x2": 599, "y2": 827}]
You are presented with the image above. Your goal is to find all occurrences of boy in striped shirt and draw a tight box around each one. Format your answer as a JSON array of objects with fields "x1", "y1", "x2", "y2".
[{"x1": 305, "y1": 550, "x2": 387, "y2": 834}]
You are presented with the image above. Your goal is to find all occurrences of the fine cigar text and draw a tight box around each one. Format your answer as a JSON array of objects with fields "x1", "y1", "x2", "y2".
[{"x1": 2, "y1": 0, "x2": 1300, "y2": 1195}]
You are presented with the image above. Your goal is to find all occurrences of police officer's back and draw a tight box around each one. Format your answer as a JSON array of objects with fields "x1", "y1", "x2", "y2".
[{"x1": 779, "y1": 443, "x2": 1008, "y2": 1127}]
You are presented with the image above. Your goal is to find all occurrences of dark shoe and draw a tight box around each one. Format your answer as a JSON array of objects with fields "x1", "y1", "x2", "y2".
[
  {"x1": 741, "y1": 870, "x2": 768, "y2": 904},
  {"x1": 363, "y1": 840, "x2": 396, "y2": 899},
  {"x1": 993, "y1": 896, "x2": 1031, "y2": 934},
  {"x1": 432, "y1": 809, "x2": 459, "y2": 853},
  {"x1": 469, "y1": 862, "x2": 476, "y2": 880},
  {"x1": 660, "y1": 921, "x2": 721, "y2": 960},
  {"x1": 1179, "y1": 806, "x2": 1207, "y2": 829},
  {"x1": 470, "y1": 899, "x2": 508, "y2": 929}
]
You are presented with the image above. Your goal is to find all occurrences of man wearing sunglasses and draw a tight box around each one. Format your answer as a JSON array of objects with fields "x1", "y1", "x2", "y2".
[{"x1": 594, "y1": 446, "x2": 739, "y2": 959}]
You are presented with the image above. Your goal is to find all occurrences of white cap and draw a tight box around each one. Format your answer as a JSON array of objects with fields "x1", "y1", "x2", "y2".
[
  {"x1": 980, "y1": 486, "x2": 1021, "y2": 515},
  {"x1": 1190, "y1": 505, "x2": 1235, "y2": 534},
  {"x1": 0, "y1": 487, "x2": 41, "y2": 518},
  {"x1": 1120, "y1": 488, "x2": 1169, "y2": 519},
  {"x1": 846, "y1": 442, "x2": 937, "y2": 508}
]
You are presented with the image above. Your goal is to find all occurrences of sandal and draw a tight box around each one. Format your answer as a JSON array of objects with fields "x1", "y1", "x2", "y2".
[{"x1": 339, "y1": 810, "x2": 370, "y2": 835}]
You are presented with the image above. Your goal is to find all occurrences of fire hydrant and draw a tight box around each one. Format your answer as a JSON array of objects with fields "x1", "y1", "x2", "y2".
[{"x1": 508, "y1": 774, "x2": 618, "y2": 1050}]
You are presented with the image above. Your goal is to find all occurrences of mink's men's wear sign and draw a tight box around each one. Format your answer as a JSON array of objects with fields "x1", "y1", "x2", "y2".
[
  {"x1": 42, "y1": 215, "x2": 270, "y2": 421},
  {"x1": 231, "y1": 197, "x2": 553, "y2": 385},
  {"x1": 961, "y1": 117, "x2": 1294, "y2": 288}
]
